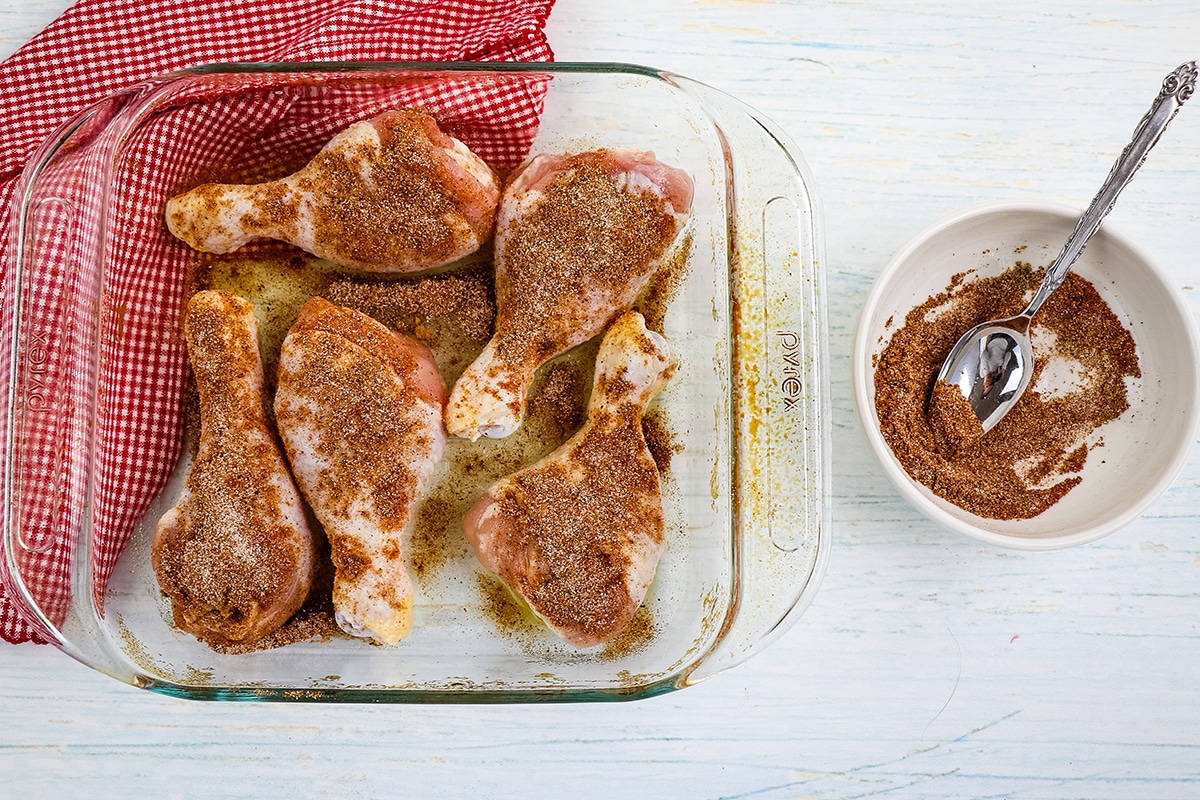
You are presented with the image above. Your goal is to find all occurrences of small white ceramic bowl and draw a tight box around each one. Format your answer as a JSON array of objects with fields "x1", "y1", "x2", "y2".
[{"x1": 853, "y1": 201, "x2": 1200, "y2": 550}]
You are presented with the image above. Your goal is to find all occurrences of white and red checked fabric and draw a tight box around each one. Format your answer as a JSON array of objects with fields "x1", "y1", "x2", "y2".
[{"x1": 0, "y1": 0, "x2": 555, "y2": 644}]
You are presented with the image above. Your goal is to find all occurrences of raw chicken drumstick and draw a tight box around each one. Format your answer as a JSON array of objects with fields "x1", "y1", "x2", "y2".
[
  {"x1": 462, "y1": 311, "x2": 676, "y2": 647},
  {"x1": 165, "y1": 109, "x2": 501, "y2": 273},
  {"x1": 153, "y1": 290, "x2": 316, "y2": 647},
  {"x1": 273, "y1": 297, "x2": 447, "y2": 645},
  {"x1": 445, "y1": 147, "x2": 692, "y2": 441}
]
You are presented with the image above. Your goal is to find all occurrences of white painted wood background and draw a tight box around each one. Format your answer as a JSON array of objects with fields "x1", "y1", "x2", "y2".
[{"x1": 2, "y1": 1, "x2": 1199, "y2": 798}]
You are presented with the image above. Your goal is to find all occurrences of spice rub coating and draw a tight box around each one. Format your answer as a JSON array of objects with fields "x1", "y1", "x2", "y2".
[
  {"x1": 462, "y1": 311, "x2": 676, "y2": 647},
  {"x1": 446, "y1": 147, "x2": 693, "y2": 441},
  {"x1": 165, "y1": 108, "x2": 501, "y2": 273},
  {"x1": 273, "y1": 297, "x2": 447, "y2": 644},
  {"x1": 152, "y1": 290, "x2": 316, "y2": 646}
]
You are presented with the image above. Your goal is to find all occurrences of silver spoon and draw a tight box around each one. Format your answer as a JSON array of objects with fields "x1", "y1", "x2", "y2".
[{"x1": 934, "y1": 61, "x2": 1197, "y2": 436}]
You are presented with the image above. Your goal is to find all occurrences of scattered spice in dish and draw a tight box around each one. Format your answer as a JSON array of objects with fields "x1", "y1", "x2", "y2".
[
  {"x1": 874, "y1": 260, "x2": 1140, "y2": 520},
  {"x1": 324, "y1": 268, "x2": 495, "y2": 343}
]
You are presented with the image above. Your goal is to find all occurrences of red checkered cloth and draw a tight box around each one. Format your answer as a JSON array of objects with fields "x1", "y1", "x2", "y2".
[{"x1": 0, "y1": 0, "x2": 555, "y2": 645}]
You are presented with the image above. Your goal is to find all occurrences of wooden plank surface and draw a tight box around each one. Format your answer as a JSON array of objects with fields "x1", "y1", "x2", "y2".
[{"x1": 1, "y1": 1, "x2": 1198, "y2": 798}]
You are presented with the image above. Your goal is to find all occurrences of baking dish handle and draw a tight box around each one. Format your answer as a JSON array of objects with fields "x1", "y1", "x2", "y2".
[
  {"x1": 667, "y1": 76, "x2": 831, "y2": 684},
  {"x1": 0, "y1": 97, "x2": 120, "y2": 651}
]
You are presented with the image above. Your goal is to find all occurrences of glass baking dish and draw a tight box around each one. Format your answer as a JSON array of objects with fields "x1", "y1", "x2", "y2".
[{"x1": 1, "y1": 62, "x2": 828, "y2": 702}]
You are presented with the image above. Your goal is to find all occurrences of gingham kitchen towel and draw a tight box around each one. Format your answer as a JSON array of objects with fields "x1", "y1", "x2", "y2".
[{"x1": 0, "y1": 0, "x2": 555, "y2": 644}]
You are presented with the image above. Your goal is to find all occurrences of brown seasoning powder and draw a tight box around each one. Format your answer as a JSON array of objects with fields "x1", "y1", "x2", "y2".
[
  {"x1": 154, "y1": 294, "x2": 309, "y2": 646},
  {"x1": 494, "y1": 157, "x2": 679, "y2": 366},
  {"x1": 208, "y1": 530, "x2": 343, "y2": 655},
  {"x1": 926, "y1": 380, "x2": 985, "y2": 455},
  {"x1": 324, "y1": 268, "x2": 495, "y2": 343},
  {"x1": 232, "y1": 110, "x2": 485, "y2": 269},
  {"x1": 494, "y1": 403, "x2": 665, "y2": 642},
  {"x1": 875, "y1": 261, "x2": 1140, "y2": 520},
  {"x1": 276, "y1": 329, "x2": 427, "y2": 535}
]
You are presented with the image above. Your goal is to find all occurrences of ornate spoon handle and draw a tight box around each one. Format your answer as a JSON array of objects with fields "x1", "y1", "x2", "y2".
[{"x1": 1023, "y1": 61, "x2": 1197, "y2": 318}]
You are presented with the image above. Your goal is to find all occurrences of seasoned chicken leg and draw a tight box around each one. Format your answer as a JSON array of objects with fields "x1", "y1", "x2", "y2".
[
  {"x1": 273, "y1": 297, "x2": 446, "y2": 645},
  {"x1": 446, "y1": 148, "x2": 692, "y2": 440},
  {"x1": 152, "y1": 290, "x2": 316, "y2": 647},
  {"x1": 462, "y1": 311, "x2": 676, "y2": 647},
  {"x1": 165, "y1": 109, "x2": 501, "y2": 273}
]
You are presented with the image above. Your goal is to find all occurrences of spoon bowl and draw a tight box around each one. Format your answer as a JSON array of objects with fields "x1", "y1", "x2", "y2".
[{"x1": 935, "y1": 316, "x2": 1031, "y2": 434}]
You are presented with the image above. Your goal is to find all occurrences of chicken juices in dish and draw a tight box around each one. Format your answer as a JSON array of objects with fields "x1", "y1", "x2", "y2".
[
  {"x1": 445, "y1": 148, "x2": 693, "y2": 441},
  {"x1": 462, "y1": 311, "x2": 676, "y2": 647},
  {"x1": 166, "y1": 109, "x2": 500, "y2": 273},
  {"x1": 153, "y1": 290, "x2": 316, "y2": 647},
  {"x1": 273, "y1": 297, "x2": 446, "y2": 645}
]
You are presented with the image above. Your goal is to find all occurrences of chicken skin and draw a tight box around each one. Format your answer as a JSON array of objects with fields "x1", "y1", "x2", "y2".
[
  {"x1": 273, "y1": 297, "x2": 446, "y2": 645},
  {"x1": 445, "y1": 147, "x2": 692, "y2": 441},
  {"x1": 462, "y1": 311, "x2": 676, "y2": 647},
  {"x1": 166, "y1": 109, "x2": 501, "y2": 273},
  {"x1": 153, "y1": 290, "x2": 316, "y2": 647}
]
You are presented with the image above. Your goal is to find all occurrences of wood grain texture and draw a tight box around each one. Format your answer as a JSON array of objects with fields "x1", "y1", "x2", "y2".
[{"x1": 1, "y1": 1, "x2": 1199, "y2": 798}]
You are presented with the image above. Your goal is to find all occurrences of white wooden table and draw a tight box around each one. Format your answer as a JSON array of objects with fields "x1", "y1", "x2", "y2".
[{"x1": 2, "y1": 2, "x2": 1198, "y2": 798}]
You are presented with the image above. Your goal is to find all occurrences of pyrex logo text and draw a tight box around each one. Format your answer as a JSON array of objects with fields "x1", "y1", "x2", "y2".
[
  {"x1": 776, "y1": 330, "x2": 803, "y2": 410},
  {"x1": 26, "y1": 329, "x2": 52, "y2": 411}
]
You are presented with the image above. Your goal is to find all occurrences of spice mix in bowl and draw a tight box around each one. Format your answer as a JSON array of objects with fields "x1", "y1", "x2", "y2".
[{"x1": 853, "y1": 201, "x2": 1199, "y2": 549}]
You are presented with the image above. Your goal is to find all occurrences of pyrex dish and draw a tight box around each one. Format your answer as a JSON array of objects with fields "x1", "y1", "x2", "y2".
[
  {"x1": 1, "y1": 62, "x2": 829, "y2": 701},
  {"x1": 853, "y1": 201, "x2": 1199, "y2": 550}
]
